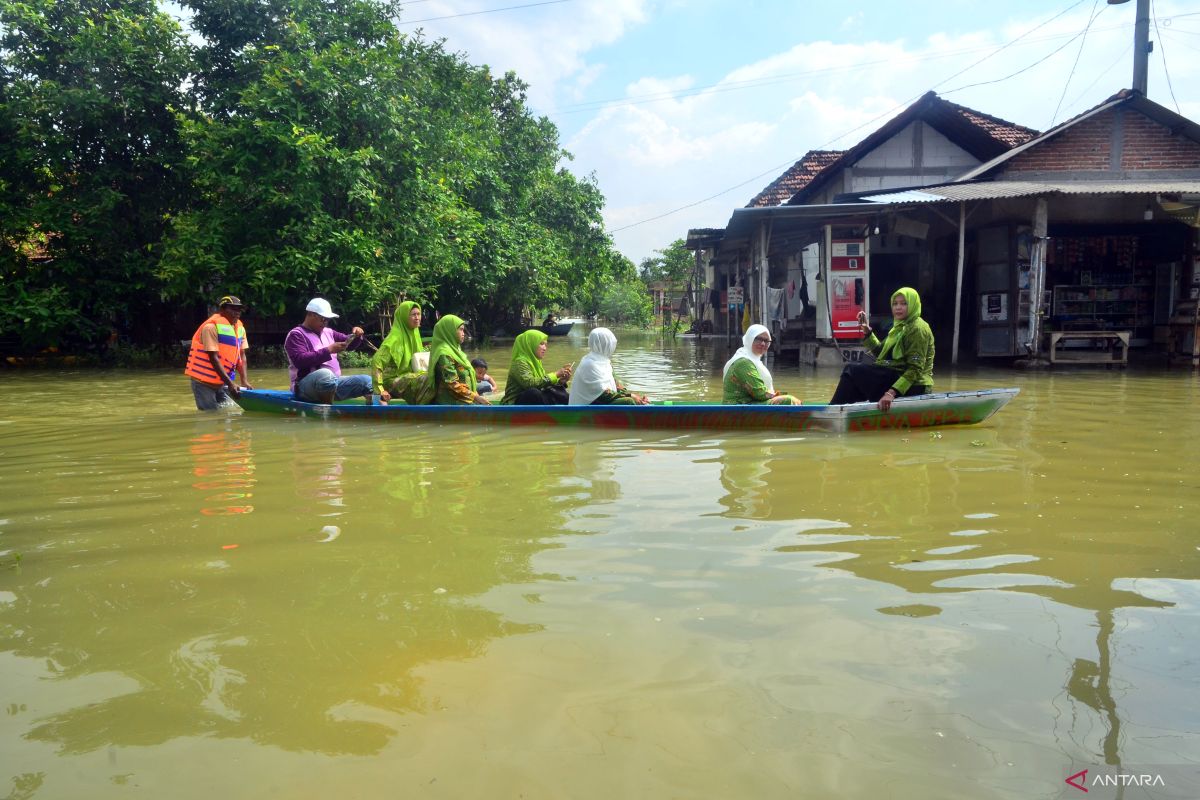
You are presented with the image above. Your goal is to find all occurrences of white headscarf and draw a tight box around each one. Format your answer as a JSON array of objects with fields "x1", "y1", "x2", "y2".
[
  {"x1": 569, "y1": 327, "x2": 619, "y2": 405},
  {"x1": 722, "y1": 323, "x2": 775, "y2": 394}
]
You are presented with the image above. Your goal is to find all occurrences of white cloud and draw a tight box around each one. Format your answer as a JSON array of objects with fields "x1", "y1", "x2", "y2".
[
  {"x1": 408, "y1": 1, "x2": 1200, "y2": 263},
  {"x1": 401, "y1": 0, "x2": 649, "y2": 109}
]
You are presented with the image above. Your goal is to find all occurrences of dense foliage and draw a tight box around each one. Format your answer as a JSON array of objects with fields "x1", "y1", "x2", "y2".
[
  {"x1": 638, "y1": 238, "x2": 693, "y2": 285},
  {"x1": 0, "y1": 0, "x2": 634, "y2": 349},
  {"x1": 597, "y1": 277, "x2": 653, "y2": 327}
]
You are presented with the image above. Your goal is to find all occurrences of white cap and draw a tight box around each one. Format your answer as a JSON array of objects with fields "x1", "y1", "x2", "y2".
[{"x1": 305, "y1": 297, "x2": 339, "y2": 319}]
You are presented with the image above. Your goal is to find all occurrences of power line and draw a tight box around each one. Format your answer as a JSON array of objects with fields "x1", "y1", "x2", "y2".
[
  {"x1": 553, "y1": 16, "x2": 1120, "y2": 118},
  {"x1": 939, "y1": 13, "x2": 1103, "y2": 95},
  {"x1": 611, "y1": 0, "x2": 1093, "y2": 234},
  {"x1": 1159, "y1": 29, "x2": 1200, "y2": 54},
  {"x1": 1066, "y1": 40, "x2": 1132, "y2": 111},
  {"x1": 1152, "y1": 0, "x2": 1182, "y2": 114},
  {"x1": 397, "y1": 0, "x2": 572, "y2": 26},
  {"x1": 1051, "y1": 0, "x2": 1104, "y2": 126},
  {"x1": 556, "y1": 10, "x2": 1198, "y2": 123}
]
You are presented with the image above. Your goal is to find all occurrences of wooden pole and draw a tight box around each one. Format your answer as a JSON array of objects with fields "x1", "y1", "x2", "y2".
[
  {"x1": 952, "y1": 202, "x2": 966, "y2": 365},
  {"x1": 1029, "y1": 198, "x2": 1049, "y2": 357}
]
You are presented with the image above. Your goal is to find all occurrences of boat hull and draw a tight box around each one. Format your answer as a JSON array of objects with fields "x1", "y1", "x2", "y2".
[
  {"x1": 233, "y1": 388, "x2": 1019, "y2": 433},
  {"x1": 520, "y1": 322, "x2": 574, "y2": 336}
]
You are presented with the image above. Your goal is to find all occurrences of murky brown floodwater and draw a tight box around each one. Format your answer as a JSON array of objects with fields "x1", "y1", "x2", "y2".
[{"x1": 1, "y1": 326, "x2": 1198, "y2": 799}]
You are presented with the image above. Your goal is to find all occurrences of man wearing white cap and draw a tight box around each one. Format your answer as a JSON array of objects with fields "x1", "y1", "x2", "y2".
[{"x1": 283, "y1": 297, "x2": 379, "y2": 404}]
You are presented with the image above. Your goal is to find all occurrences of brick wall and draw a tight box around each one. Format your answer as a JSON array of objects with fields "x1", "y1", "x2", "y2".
[
  {"x1": 1005, "y1": 111, "x2": 1114, "y2": 172},
  {"x1": 1002, "y1": 108, "x2": 1200, "y2": 173},
  {"x1": 1121, "y1": 112, "x2": 1200, "y2": 169}
]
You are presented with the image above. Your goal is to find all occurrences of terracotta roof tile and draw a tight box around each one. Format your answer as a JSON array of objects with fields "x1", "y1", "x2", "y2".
[
  {"x1": 746, "y1": 150, "x2": 844, "y2": 207},
  {"x1": 939, "y1": 98, "x2": 1039, "y2": 148}
]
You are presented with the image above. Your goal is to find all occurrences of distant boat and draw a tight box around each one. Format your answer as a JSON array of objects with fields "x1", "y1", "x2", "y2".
[
  {"x1": 538, "y1": 322, "x2": 575, "y2": 336},
  {"x1": 503, "y1": 321, "x2": 574, "y2": 337}
]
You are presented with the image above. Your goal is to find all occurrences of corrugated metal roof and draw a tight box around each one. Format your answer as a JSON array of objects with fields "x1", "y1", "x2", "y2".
[{"x1": 862, "y1": 180, "x2": 1200, "y2": 204}]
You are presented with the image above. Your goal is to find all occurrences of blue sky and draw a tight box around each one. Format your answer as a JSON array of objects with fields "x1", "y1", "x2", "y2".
[{"x1": 401, "y1": 0, "x2": 1200, "y2": 264}]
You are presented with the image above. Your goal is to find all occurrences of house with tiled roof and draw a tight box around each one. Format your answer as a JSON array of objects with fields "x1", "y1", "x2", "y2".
[
  {"x1": 688, "y1": 88, "x2": 1200, "y2": 367},
  {"x1": 790, "y1": 92, "x2": 1037, "y2": 206},
  {"x1": 689, "y1": 91, "x2": 1039, "y2": 358},
  {"x1": 746, "y1": 150, "x2": 844, "y2": 208}
]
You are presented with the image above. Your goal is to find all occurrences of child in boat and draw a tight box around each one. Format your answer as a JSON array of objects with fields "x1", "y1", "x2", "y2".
[
  {"x1": 828, "y1": 287, "x2": 934, "y2": 411},
  {"x1": 568, "y1": 327, "x2": 649, "y2": 405},
  {"x1": 471, "y1": 358, "x2": 495, "y2": 395},
  {"x1": 722, "y1": 324, "x2": 800, "y2": 405}
]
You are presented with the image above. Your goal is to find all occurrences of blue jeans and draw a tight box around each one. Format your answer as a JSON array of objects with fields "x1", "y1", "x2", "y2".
[
  {"x1": 296, "y1": 369, "x2": 374, "y2": 403},
  {"x1": 191, "y1": 378, "x2": 235, "y2": 411}
]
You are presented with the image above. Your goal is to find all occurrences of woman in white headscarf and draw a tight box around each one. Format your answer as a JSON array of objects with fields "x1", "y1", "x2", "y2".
[
  {"x1": 568, "y1": 327, "x2": 650, "y2": 406},
  {"x1": 722, "y1": 324, "x2": 801, "y2": 405}
]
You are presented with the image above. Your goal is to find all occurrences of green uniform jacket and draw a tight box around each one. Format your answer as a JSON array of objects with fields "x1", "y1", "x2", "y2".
[
  {"x1": 862, "y1": 319, "x2": 934, "y2": 394},
  {"x1": 722, "y1": 357, "x2": 773, "y2": 404},
  {"x1": 501, "y1": 359, "x2": 560, "y2": 405}
]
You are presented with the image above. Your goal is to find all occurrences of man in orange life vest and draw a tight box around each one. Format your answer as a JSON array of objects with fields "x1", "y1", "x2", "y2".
[{"x1": 183, "y1": 295, "x2": 252, "y2": 410}]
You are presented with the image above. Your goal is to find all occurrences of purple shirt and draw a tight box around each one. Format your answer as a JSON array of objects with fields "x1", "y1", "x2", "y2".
[{"x1": 285, "y1": 325, "x2": 362, "y2": 390}]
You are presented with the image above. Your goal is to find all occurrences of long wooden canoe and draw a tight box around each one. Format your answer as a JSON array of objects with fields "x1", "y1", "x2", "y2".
[{"x1": 232, "y1": 388, "x2": 1019, "y2": 433}]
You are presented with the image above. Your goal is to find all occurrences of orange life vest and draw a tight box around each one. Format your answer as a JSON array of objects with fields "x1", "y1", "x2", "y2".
[{"x1": 184, "y1": 313, "x2": 246, "y2": 385}]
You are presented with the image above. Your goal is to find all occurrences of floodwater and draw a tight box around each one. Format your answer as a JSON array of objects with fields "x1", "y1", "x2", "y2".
[{"x1": 1, "y1": 327, "x2": 1198, "y2": 799}]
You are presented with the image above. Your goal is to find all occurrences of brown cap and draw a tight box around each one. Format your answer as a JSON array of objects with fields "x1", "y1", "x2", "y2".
[{"x1": 218, "y1": 295, "x2": 244, "y2": 308}]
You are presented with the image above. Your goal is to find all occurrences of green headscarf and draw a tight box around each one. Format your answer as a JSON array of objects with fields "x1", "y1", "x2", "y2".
[
  {"x1": 374, "y1": 301, "x2": 424, "y2": 377},
  {"x1": 424, "y1": 314, "x2": 477, "y2": 394},
  {"x1": 510, "y1": 329, "x2": 550, "y2": 383},
  {"x1": 878, "y1": 287, "x2": 923, "y2": 360}
]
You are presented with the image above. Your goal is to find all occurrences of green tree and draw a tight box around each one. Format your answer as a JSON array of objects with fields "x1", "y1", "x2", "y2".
[
  {"x1": 638, "y1": 238, "x2": 693, "y2": 284},
  {"x1": 161, "y1": 4, "x2": 628, "y2": 331},
  {"x1": 436, "y1": 72, "x2": 628, "y2": 332},
  {"x1": 0, "y1": 0, "x2": 632, "y2": 351},
  {"x1": 0, "y1": 0, "x2": 191, "y2": 346},
  {"x1": 157, "y1": 19, "x2": 483, "y2": 318},
  {"x1": 598, "y1": 278, "x2": 653, "y2": 327}
]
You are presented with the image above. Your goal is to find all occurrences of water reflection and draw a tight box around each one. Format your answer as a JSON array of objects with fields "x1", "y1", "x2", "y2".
[
  {"x1": 5, "y1": 426, "x2": 595, "y2": 758},
  {"x1": 571, "y1": 439, "x2": 622, "y2": 504},
  {"x1": 765, "y1": 440, "x2": 1197, "y2": 773},
  {"x1": 290, "y1": 432, "x2": 347, "y2": 509},
  {"x1": 189, "y1": 423, "x2": 256, "y2": 516},
  {"x1": 1, "y1": 347, "x2": 1198, "y2": 797}
]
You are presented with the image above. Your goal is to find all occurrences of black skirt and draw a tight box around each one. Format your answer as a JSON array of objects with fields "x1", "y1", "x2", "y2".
[
  {"x1": 829, "y1": 362, "x2": 928, "y2": 405},
  {"x1": 513, "y1": 384, "x2": 569, "y2": 405}
]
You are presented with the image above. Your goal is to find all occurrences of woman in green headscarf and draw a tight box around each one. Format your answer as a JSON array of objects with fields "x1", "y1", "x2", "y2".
[
  {"x1": 372, "y1": 301, "x2": 426, "y2": 404},
  {"x1": 501, "y1": 329, "x2": 572, "y2": 405},
  {"x1": 829, "y1": 286, "x2": 934, "y2": 411},
  {"x1": 424, "y1": 315, "x2": 489, "y2": 405}
]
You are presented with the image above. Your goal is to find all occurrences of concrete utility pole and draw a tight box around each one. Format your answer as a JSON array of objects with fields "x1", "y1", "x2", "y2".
[{"x1": 1108, "y1": 0, "x2": 1151, "y2": 95}]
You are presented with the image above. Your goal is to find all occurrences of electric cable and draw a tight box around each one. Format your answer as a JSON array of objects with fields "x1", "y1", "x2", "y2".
[
  {"x1": 558, "y1": 3, "x2": 1110, "y2": 119},
  {"x1": 611, "y1": 0, "x2": 1092, "y2": 234},
  {"x1": 1152, "y1": 0, "x2": 1182, "y2": 113},
  {"x1": 1065, "y1": 40, "x2": 1132, "y2": 111},
  {"x1": 398, "y1": 0, "x2": 572, "y2": 26},
  {"x1": 1051, "y1": 0, "x2": 1104, "y2": 126}
]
